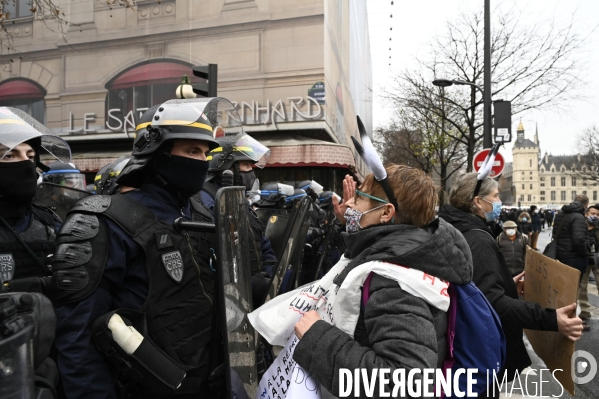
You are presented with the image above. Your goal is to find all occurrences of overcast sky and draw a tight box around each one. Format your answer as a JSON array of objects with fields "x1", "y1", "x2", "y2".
[{"x1": 366, "y1": 0, "x2": 599, "y2": 163}]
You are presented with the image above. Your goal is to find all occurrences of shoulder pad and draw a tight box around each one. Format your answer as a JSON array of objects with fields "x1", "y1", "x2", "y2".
[
  {"x1": 51, "y1": 216, "x2": 110, "y2": 307},
  {"x1": 70, "y1": 195, "x2": 112, "y2": 214},
  {"x1": 57, "y1": 213, "x2": 100, "y2": 243}
]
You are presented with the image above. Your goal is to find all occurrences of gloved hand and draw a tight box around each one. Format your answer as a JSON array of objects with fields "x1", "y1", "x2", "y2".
[{"x1": 208, "y1": 363, "x2": 226, "y2": 396}]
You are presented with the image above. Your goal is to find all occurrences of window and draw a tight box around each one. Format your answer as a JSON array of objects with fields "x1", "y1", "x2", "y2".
[
  {"x1": 540, "y1": 177, "x2": 545, "y2": 181},
  {"x1": 540, "y1": 191, "x2": 545, "y2": 195},
  {"x1": 551, "y1": 177, "x2": 556, "y2": 186},
  {"x1": 530, "y1": 171, "x2": 533, "y2": 174},
  {"x1": 540, "y1": 197, "x2": 545, "y2": 201},
  {"x1": 105, "y1": 61, "x2": 201, "y2": 129},
  {"x1": 561, "y1": 191, "x2": 566, "y2": 201},
  {"x1": 3, "y1": 0, "x2": 33, "y2": 19},
  {"x1": 522, "y1": 184, "x2": 525, "y2": 190},
  {"x1": 551, "y1": 191, "x2": 556, "y2": 201},
  {"x1": 572, "y1": 177, "x2": 577, "y2": 186},
  {"x1": 572, "y1": 191, "x2": 577, "y2": 201},
  {"x1": 561, "y1": 177, "x2": 566, "y2": 187},
  {"x1": 530, "y1": 160, "x2": 532, "y2": 167},
  {"x1": 530, "y1": 177, "x2": 533, "y2": 180},
  {"x1": 520, "y1": 195, "x2": 525, "y2": 201},
  {"x1": 528, "y1": 195, "x2": 531, "y2": 201},
  {"x1": 0, "y1": 79, "x2": 46, "y2": 124},
  {"x1": 594, "y1": 191, "x2": 597, "y2": 201},
  {"x1": 583, "y1": 190, "x2": 587, "y2": 195},
  {"x1": 530, "y1": 184, "x2": 533, "y2": 189},
  {"x1": 540, "y1": 183, "x2": 545, "y2": 187}
]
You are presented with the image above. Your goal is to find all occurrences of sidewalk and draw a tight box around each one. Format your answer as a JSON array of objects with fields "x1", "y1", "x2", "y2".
[{"x1": 500, "y1": 228, "x2": 599, "y2": 399}]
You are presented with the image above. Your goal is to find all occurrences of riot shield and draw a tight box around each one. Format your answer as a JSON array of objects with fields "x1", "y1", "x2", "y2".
[
  {"x1": 262, "y1": 196, "x2": 311, "y2": 304},
  {"x1": 214, "y1": 186, "x2": 257, "y2": 399},
  {"x1": 254, "y1": 207, "x2": 287, "y2": 228},
  {"x1": 263, "y1": 213, "x2": 290, "y2": 261},
  {"x1": 34, "y1": 183, "x2": 91, "y2": 221}
]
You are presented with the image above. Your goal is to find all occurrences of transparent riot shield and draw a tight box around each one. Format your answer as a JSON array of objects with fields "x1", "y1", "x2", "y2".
[
  {"x1": 262, "y1": 196, "x2": 311, "y2": 304},
  {"x1": 34, "y1": 183, "x2": 91, "y2": 221},
  {"x1": 214, "y1": 186, "x2": 257, "y2": 399}
]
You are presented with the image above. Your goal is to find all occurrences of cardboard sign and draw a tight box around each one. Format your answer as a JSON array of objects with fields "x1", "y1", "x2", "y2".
[{"x1": 523, "y1": 247, "x2": 581, "y2": 395}]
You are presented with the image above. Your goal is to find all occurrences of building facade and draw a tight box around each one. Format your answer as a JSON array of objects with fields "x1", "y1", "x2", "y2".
[
  {"x1": 505, "y1": 121, "x2": 596, "y2": 207},
  {"x1": 0, "y1": 0, "x2": 372, "y2": 192}
]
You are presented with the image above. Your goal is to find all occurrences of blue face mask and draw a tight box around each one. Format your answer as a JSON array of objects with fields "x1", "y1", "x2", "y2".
[
  {"x1": 480, "y1": 197, "x2": 502, "y2": 222},
  {"x1": 522, "y1": 217, "x2": 528, "y2": 222}
]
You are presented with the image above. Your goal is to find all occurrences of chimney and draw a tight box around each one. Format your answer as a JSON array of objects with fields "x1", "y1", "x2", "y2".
[{"x1": 544, "y1": 153, "x2": 549, "y2": 164}]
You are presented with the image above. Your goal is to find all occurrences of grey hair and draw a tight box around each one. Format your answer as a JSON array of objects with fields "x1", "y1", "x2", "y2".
[{"x1": 449, "y1": 172, "x2": 499, "y2": 213}]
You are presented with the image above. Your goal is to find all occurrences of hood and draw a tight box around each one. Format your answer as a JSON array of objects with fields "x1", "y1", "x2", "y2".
[
  {"x1": 518, "y1": 212, "x2": 531, "y2": 222},
  {"x1": 562, "y1": 201, "x2": 585, "y2": 215},
  {"x1": 338, "y1": 217, "x2": 472, "y2": 285}
]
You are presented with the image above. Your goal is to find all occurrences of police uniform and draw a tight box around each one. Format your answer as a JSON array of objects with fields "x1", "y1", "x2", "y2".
[{"x1": 52, "y1": 100, "x2": 226, "y2": 398}]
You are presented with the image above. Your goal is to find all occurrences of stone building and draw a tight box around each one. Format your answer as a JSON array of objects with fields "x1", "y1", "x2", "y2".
[
  {"x1": 0, "y1": 0, "x2": 372, "y2": 191},
  {"x1": 504, "y1": 121, "x2": 596, "y2": 207}
]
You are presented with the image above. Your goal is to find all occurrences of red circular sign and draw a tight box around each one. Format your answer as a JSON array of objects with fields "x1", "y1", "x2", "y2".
[{"x1": 473, "y1": 149, "x2": 505, "y2": 178}]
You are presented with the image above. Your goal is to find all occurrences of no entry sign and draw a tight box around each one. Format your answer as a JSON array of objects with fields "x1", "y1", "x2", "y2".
[{"x1": 473, "y1": 148, "x2": 505, "y2": 178}]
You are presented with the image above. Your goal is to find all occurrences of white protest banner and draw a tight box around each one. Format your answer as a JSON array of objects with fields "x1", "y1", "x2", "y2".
[{"x1": 256, "y1": 335, "x2": 321, "y2": 399}]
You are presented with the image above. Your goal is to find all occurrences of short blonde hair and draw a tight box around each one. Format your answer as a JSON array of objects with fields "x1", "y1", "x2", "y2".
[
  {"x1": 449, "y1": 172, "x2": 498, "y2": 213},
  {"x1": 359, "y1": 164, "x2": 437, "y2": 227}
]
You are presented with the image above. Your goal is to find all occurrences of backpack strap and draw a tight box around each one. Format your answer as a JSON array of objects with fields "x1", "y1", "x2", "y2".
[{"x1": 361, "y1": 272, "x2": 374, "y2": 310}]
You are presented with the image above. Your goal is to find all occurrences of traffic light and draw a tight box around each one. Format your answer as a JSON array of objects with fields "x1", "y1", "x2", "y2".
[
  {"x1": 191, "y1": 64, "x2": 218, "y2": 97},
  {"x1": 493, "y1": 100, "x2": 512, "y2": 143}
]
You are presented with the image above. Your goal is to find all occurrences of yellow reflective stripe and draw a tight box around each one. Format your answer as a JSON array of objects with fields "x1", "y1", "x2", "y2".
[
  {"x1": 206, "y1": 156, "x2": 213, "y2": 161},
  {"x1": 136, "y1": 122, "x2": 151, "y2": 131},
  {"x1": 160, "y1": 120, "x2": 213, "y2": 132},
  {"x1": 94, "y1": 175, "x2": 102, "y2": 181},
  {"x1": 210, "y1": 146, "x2": 253, "y2": 153},
  {"x1": 109, "y1": 171, "x2": 121, "y2": 177},
  {"x1": 0, "y1": 119, "x2": 27, "y2": 125}
]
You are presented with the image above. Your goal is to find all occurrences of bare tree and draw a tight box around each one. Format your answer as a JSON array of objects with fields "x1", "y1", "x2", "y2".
[
  {"x1": 384, "y1": 6, "x2": 594, "y2": 172},
  {"x1": 574, "y1": 125, "x2": 599, "y2": 183},
  {"x1": 0, "y1": 0, "x2": 137, "y2": 56}
]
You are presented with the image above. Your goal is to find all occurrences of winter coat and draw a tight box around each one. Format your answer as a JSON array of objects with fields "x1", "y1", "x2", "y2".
[
  {"x1": 293, "y1": 218, "x2": 473, "y2": 398},
  {"x1": 497, "y1": 231, "x2": 528, "y2": 275},
  {"x1": 553, "y1": 201, "x2": 588, "y2": 260},
  {"x1": 517, "y1": 212, "x2": 533, "y2": 235},
  {"x1": 438, "y1": 205, "x2": 558, "y2": 380}
]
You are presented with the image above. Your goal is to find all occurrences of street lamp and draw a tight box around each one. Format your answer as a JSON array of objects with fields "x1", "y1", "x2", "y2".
[{"x1": 432, "y1": 78, "x2": 490, "y2": 148}]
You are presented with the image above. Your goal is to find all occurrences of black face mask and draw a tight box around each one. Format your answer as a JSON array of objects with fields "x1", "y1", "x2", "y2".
[
  {"x1": 152, "y1": 153, "x2": 209, "y2": 198},
  {"x1": 0, "y1": 161, "x2": 38, "y2": 217},
  {"x1": 238, "y1": 170, "x2": 257, "y2": 191}
]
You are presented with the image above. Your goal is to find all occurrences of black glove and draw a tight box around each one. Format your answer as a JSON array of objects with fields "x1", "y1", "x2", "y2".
[{"x1": 208, "y1": 363, "x2": 226, "y2": 396}]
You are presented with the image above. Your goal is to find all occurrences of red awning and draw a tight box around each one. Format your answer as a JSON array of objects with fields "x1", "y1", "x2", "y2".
[
  {"x1": 266, "y1": 144, "x2": 355, "y2": 168},
  {"x1": 0, "y1": 79, "x2": 45, "y2": 101},
  {"x1": 108, "y1": 62, "x2": 197, "y2": 89}
]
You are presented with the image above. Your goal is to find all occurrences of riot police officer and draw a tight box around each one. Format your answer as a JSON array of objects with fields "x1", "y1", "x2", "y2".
[
  {"x1": 0, "y1": 107, "x2": 70, "y2": 294},
  {"x1": 52, "y1": 99, "x2": 235, "y2": 398},
  {"x1": 196, "y1": 134, "x2": 276, "y2": 307}
]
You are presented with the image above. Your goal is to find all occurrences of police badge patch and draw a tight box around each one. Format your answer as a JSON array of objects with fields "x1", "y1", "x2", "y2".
[
  {"x1": 0, "y1": 253, "x2": 15, "y2": 283},
  {"x1": 161, "y1": 251, "x2": 184, "y2": 283}
]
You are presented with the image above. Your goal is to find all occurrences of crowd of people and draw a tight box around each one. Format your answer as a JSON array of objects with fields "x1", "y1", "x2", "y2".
[{"x1": 0, "y1": 101, "x2": 592, "y2": 399}]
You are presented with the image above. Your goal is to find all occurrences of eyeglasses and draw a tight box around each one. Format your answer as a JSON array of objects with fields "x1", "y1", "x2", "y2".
[{"x1": 354, "y1": 190, "x2": 388, "y2": 205}]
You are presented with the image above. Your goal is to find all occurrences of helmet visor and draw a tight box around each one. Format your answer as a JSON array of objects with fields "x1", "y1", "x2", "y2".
[
  {"x1": 51, "y1": 173, "x2": 87, "y2": 190},
  {"x1": 235, "y1": 135, "x2": 270, "y2": 168},
  {"x1": 151, "y1": 98, "x2": 214, "y2": 130},
  {"x1": 0, "y1": 107, "x2": 71, "y2": 162}
]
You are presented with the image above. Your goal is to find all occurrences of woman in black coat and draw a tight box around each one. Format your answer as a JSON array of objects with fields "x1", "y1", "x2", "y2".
[{"x1": 438, "y1": 173, "x2": 583, "y2": 398}]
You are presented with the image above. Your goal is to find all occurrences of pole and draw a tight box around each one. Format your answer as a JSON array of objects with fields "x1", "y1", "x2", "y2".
[{"x1": 483, "y1": 0, "x2": 492, "y2": 148}]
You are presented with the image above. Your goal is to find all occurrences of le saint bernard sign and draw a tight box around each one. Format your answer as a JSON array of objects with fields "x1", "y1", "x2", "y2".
[{"x1": 65, "y1": 95, "x2": 324, "y2": 136}]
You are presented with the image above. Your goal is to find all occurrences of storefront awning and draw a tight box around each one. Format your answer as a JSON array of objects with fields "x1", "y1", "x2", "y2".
[
  {"x1": 0, "y1": 79, "x2": 46, "y2": 101},
  {"x1": 107, "y1": 62, "x2": 196, "y2": 90},
  {"x1": 258, "y1": 135, "x2": 356, "y2": 168}
]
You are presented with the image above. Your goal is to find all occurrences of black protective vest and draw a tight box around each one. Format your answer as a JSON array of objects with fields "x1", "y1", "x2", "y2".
[
  {"x1": 0, "y1": 206, "x2": 57, "y2": 282},
  {"x1": 198, "y1": 183, "x2": 263, "y2": 275},
  {"x1": 53, "y1": 194, "x2": 213, "y2": 390}
]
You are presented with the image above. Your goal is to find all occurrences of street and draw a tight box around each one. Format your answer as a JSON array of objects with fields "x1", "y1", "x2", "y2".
[{"x1": 501, "y1": 228, "x2": 599, "y2": 399}]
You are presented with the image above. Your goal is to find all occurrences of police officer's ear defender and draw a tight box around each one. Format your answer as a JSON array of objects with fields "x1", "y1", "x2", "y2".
[{"x1": 134, "y1": 125, "x2": 163, "y2": 154}]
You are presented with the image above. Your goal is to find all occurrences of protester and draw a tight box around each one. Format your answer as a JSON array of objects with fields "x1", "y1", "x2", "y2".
[
  {"x1": 496, "y1": 220, "x2": 528, "y2": 277},
  {"x1": 517, "y1": 211, "x2": 533, "y2": 239},
  {"x1": 552, "y1": 194, "x2": 589, "y2": 277},
  {"x1": 540, "y1": 209, "x2": 546, "y2": 229},
  {"x1": 546, "y1": 209, "x2": 555, "y2": 227},
  {"x1": 292, "y1": 164, "x2": 473, "y2": 397},
  {"x1": 438, "y1": 173, "x2": 583, "y2": 398},
  {"x1": 579, "y1": 203, "x2": 599, "y2": 330},
  {"x1": 530, "y1": 205, "x2": 541, "y2": 250}
]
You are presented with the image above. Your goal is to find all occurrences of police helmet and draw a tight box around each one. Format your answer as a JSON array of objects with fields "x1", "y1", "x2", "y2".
[
  {"x1": 118, "y1": 98, "x2": 241, "y2": 187},
  {"x1": 207, "y1": 134, "x2": 270, "y2": 172},
  {"x1": 318, "y1": 191, "x2": 341, "y2": 207},
  {"x1": 42, "y1": 162, "x2": 86, "y2": 190},
  {"x1": 285, "y1": 188, "x2": 308, "y2": 205},
  {"x1": 94, "y1": 156, "x2": 131, "y2": 195},
  {"x1": 254, "y1": 182, "x2": 294, "y2": 207},
  {"x1": 0, "y1": 107, "x2": 71, "y2": 169},
  {"x1": 295, "y1": 180, "x2": 324, "y2": 196}
]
